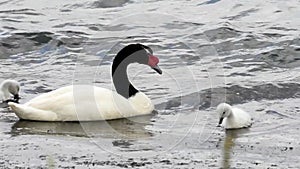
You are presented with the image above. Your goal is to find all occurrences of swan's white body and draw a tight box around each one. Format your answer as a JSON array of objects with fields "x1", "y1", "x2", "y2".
[
  {"x1": 8, "y1": 85, "x2": 154, "y2": 121},
  {"x1": 217, "y1": 103, "x2": 252, "y2": 129}
]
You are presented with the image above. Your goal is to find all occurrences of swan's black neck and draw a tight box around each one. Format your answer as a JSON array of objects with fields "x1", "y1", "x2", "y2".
[
  {"x1": 112, "y1": 50, "x2": 140, "y2": 99},
  {"x1": 112, "y1": 62, "x2": 138, "y2": 99},
  {"x1": 111, "y1": 44, "x2": 152, "y2": 99}
]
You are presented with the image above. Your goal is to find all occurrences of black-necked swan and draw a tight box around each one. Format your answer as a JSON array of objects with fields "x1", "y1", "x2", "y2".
[
  {"x1": 216, "y1": 103, "x2": 252, "y2": 129},
  {"x1": 0, "y1": 79, "x2": 20, "y2": 105},
  {"x1": 8, "y1": 44, "x2": 162, "y2": 121}
]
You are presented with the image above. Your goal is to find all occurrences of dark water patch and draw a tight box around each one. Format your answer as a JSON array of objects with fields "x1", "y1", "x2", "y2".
[
  {"x1": 59, "y1": 36, "x2": 88, "y2": 49},
  {"x1": 156, "y1": 83, "x2": 300, "y2": 111},
  {"x1": 38, "y1": 39, "x2": 65, "y2": 54},
  {"x1": 198, "y1": 0, "x2": 221, "y2": 5},
  {"x1": 178, "y1": 53, "x2": 199, "y2": 65},
  {"x1": 15, "y1": 11, "x2": 42, "y2": 16},
  {"x1": 24, "y1": 86, "x2": 53, "y2": 94},
  {"x1": 180, "y1": 21, "x2": 204, "y2": 27},
  {"x1": 2, "y1": 26, "x2": 17, "y2": 30},
  {"x1": 0, "y1": 8, "x2": 42, "y2": 16},
  {"x1": 91, "y1": 0, "x2": 130, "y2": 8},
  {"x1": 161, "y1": 20, "x2": 202, "y2": 31},
  {"x1": 0, "y1": 0, "x2": 10, "y2": 6},
  {"x1": 112, "y1": 140, "x2": 133, "y2": 148},
  {"x1": 53, "y1": 23, "x2": 104, "y2": 31},
  {"x1": 103, "y1": 24, "x2": 131, "y2": 31},
  {"x1": 53, "y1": 22, "x2": 78, "y2": 28},
  {"x1": 232, "y1": 4, "x2": 243, "y2": 9},
  {"x1": 265, "y1": 110, "x2": 292, "y2": 119},
  {"x1": 165, "y1": 100, "x2": 181, "y2": 109},
  {"x1": 87, "y1": 26, "x2": 98, "y2": 31},
  {"x1": 62, "y1": 3, "x2": 83, "y2": 10},
  {"x1": 212, "y1": 34, "x2": 300, "y2": 69},
  {"x1": 124, "y1": 36, "x2": 161, "y2": 43},
  {"x1": 10, "y1": 115, "x2": 153, "y2": 138},
  {"x1": 16, "y1": 32, "x2": 53, "y2": 45},
  {"x1": 0, "y1": 35, "x2": 37, "y2": 58},
  {"x1": 262, "y1": 33, "x2": 285, "y2": 38},
  {"x1": 16, "y1": 32, "x2": 53, "y2": 37},
  {"x1": 156, "y1": 92, "x2": 200, "y2": 110},
  {"x1": 268, "y1": 26, "x2": 298, "y2": 31},
  {"x1": 1, "y1": 42, "x2": 18, "y2": 48},
  {"x1": 59, "y1": 8, "x2": 72, "y2": 12},
  {"x1": 204, "y1": 27, "x2": 242, "y2": 41},
  {"x1": 257, "y1": 45, "x2": 300, "y2": 68},
  {"x1": 213, "y1": 54, "x2": 273, "y2": 71},
  {"x1": 204, "y1": 27, "x2": 297, "y2": 58},
  {"x1": 214, "y1": 83, "x2": 300, "y2": 105},
  {"x1": 2, "y1": 18, "x2": 22, "y2": 22},
  {"x1": 215, "y1": 36, "x2": 273, "y2": 54},
  {"x1": 228, "y1": 72, "x2": 255, "y2": 77},
  {"x1": 10, "y1": 121, "x2": 88, "y2": 137},
  {"x1": 223, "y1": 8, "x2": 259, "y2": 20},
  {"x1": 63, "y1": 0, "x2": 130, "y2": 10},
  {"x1": 58, "y1": 30, "x2": 90, "y2": 36},
  {"x1": 0, "y1": 102, "x2": 9, "y2": 108},
  {"x1": 247, "y1": 64, "x2": 273, "y2": 72},
  {"x1": 226, "y1": 56, "x2": 251, "y2": 69}
]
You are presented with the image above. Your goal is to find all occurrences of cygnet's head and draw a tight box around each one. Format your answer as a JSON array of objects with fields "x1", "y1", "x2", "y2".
[
  {"x1": 0, "y1": 79, "x2": 20, "y2": 103},
  {"x1": 216, "y1": 103, "x2": 233, "y2": 126}
]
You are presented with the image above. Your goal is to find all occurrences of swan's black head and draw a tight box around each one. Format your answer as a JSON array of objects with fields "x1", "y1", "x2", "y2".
[
  {"x1": 112, "y1": 44, "x2": 162, "y2": 75},
  {"x1": 112, "y1": 43, "x2": 162, "y2": 98}
]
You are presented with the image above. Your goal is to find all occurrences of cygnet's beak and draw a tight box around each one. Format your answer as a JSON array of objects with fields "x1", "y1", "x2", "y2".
[
  {"x1": 14, "y1": 94, "x2": 21, "y2": 103},
  {"x1": 217, "y1": 117, "x2": 224, "y2": 127},
  {"x1": 152, "y1": 65, "x2": 162, "y2": 75}
]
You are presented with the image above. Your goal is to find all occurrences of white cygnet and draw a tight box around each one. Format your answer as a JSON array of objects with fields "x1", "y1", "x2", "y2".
[
  {"x1": 0, "y1": 79, "x2": 20, "y2": 104},
  {"x1": 217, "y1": 103, "x2": 252, "y2": 129}
]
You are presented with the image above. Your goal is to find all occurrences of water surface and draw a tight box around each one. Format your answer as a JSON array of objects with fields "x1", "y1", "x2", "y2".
[{"x1": 0, "y1": 0, "x2": 299, "y2": 168}]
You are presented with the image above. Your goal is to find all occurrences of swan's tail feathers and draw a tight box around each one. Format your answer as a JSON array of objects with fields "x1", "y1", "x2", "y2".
[
  {"x1": 8, "y1": 102, "x2": 23, "y2": 115},
  {"x1": 8, "y1": 102, "x2": 57, "y2": 121}
]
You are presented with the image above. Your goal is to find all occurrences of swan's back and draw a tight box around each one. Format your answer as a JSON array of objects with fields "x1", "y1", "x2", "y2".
[{"x1": 25, "y1": 86, "x2": 73, "y2": 106}]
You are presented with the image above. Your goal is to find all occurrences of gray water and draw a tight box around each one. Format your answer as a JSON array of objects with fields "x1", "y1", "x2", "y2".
[{"x1": 0, "y1": 0, "x2": 300, "y2": 168}]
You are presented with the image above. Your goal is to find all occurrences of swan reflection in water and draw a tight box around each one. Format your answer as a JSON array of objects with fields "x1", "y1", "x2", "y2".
[
  {"x1": 11, "y1": 114, "x2": 154, "y2": 139},
  {"x1": 222, "y1": 128, "x2": 250, "y2": 169}
]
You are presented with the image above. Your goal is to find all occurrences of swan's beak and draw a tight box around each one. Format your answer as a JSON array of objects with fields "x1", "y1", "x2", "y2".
[
  {"x1": 152, "y1": 65, "x2": 162, "y2": 74},
  {"x1": 217, "y1": 117, "x2": 224, "y2": 127},
  {"x1": 148, "y1": 55, "x2": 162, "y2": 74}
]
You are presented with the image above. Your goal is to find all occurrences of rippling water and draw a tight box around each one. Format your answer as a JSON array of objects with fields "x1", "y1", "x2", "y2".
[{"x1": 0, "y1": 0, "x2": 299, "y2": 168}]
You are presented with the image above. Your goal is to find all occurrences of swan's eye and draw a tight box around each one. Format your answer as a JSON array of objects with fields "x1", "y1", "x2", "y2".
[{"x1": 223, "y1": 112, "x2": 225, "y2": 114}]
